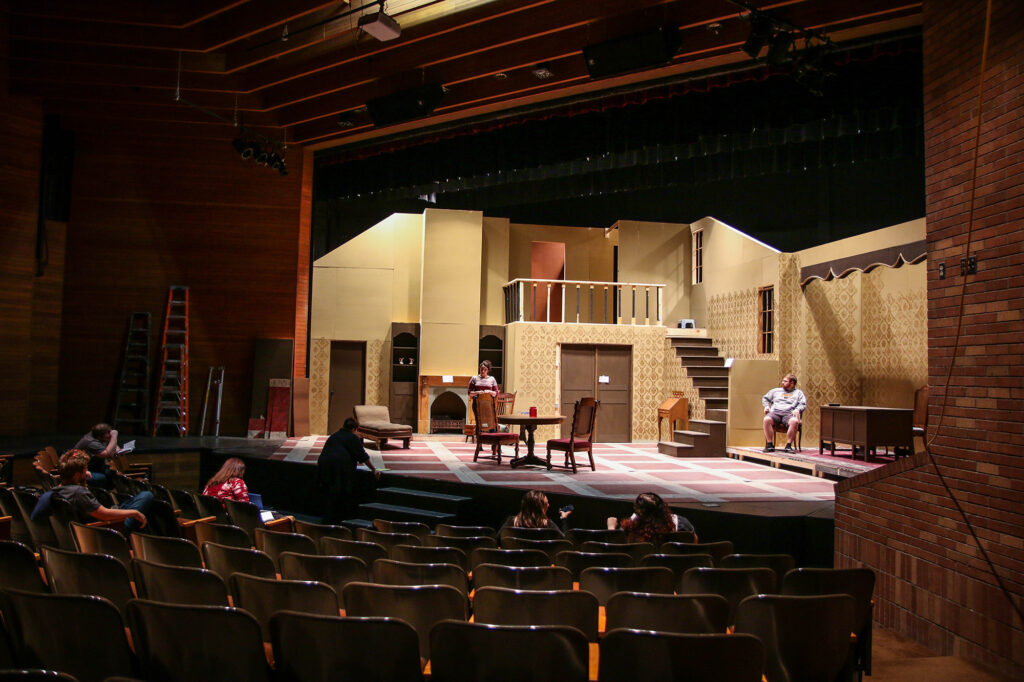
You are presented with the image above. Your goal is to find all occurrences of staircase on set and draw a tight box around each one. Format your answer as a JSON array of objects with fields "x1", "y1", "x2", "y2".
[
  {"x1": 659, "y1": 336, "x2": 729, "y2": 457},
  {"x1": 353, "y1": 486, "x2": 472, "y2": 527}
]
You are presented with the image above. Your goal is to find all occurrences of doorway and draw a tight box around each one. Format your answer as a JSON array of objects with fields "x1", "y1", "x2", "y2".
[
  {"x1": 531, "y1": 241, "x2": 566, "y2": 322},
  {"x1": 560, "y1": 344, "x2": 631, "y2": 442},
  {"x1": 328, "y1": 341, "x2": 366, "y2": 433}
]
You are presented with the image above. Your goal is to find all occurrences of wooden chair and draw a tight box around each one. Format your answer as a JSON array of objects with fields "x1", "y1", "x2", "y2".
[
  {"x1": 131, "y1": 558, "x2": 230, "y2": 607},
  {"x1": 599, "y1": 629, "x2": 764, "y2": 682},
  {"x1": 464, "y1": 391, "x2": 516, "y2": 442},
  {"x1": 546, "y1": 397, "x2": 599, "y2": 473},
  {"x1": 473, "y1": 586, "x2": 599, "y2": 641},
  {"x1": 771, "y1": 416, "x2": 803, "y2": 451},
  {"x1": 472, "y1": 393, "x2": 519, "y2": 464},
  {"x1": 430, "y1": 621, "x2": 588, "y2": 682},
  {"x1": 605, "y1": 592, "x2": 730, "y2": 634},
  {"x1": 913, "y1": 384, "x2": 929, "y2": 453}
]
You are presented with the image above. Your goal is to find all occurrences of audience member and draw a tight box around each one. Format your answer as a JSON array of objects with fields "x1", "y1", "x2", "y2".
[
  {"x1": 316, "y1": 417, "x2": 381, "y2": 524},
  {"x1": 468, "y1": 360, "x2": 499, "y2": 397},
  {"x1": 503, "y1": 489, "x2": 572, "y2": 534},
  {"x1": 32, "y1": 449, "x2": 153, "y2": 532},
  {"x1": 73, "y1": 422, "x2": 120, "y2": 487},
  {"x1": 762, "y1": 373, "x2": 807, "y2": 453},
  {"x1": 202, "y1": 457, "x2": 250, "y2": 502},
  {"x1": 607, "y1": 492, "x2": 696, "y2": 544}
]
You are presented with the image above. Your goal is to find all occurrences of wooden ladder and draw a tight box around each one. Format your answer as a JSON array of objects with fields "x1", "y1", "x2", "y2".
[
  {"x1": 152, "y1": 286, "x2": 190, "y2": 436},
  {"x1": 112, "y1": 311, "x2": 152, "y2": 434}
]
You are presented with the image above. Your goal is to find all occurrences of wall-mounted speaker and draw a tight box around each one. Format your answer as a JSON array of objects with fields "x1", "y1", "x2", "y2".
[
  {"x1": 366, "y1": 83, "x2": 445, "y2": 127},
  {"x1": 583, "y1": 26, "x2": 681, "y2": 79}
]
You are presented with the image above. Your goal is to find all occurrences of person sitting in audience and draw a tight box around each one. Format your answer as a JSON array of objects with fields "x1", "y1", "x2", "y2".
[
  {"x1": 762, "y1": 373, "x2": 807, "y2": 453},
  {"x1": 32, "y1": 449, "x2": 152, "y2": 532},
  {"x1": 503, "y1": 489, "x2": 572, "y2": 533},
  {"x1": 73, "y1": 422, "x2": 121, "y2": 488},
  {"x1": 202, "y1": 457, "x2": 250, "y2": 502},
  {"x1": 607, "y1": 492, "x2": 696, "y2": 544}
]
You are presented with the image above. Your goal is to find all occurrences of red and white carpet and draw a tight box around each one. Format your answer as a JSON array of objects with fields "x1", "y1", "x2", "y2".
[{"x1": 270, "y1": 438, "x2": 837, "y2": 504}]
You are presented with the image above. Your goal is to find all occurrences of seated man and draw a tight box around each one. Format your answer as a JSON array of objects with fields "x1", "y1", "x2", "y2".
[
  {"x1": 762, "y1": 373, "x2": 806, "y2": 453},
  {"x1": 33, "y1": 449, "x2": 153, "y2": 532},
  {"x1": 73, "y1": 422, "x2": 121, "y2": 488}
]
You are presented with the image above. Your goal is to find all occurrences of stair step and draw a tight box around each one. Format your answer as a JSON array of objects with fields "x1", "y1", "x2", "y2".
[
  {"x1": 706, "y1": 409, "x2": 729, "y2": 421},
  {"x1": 670, "y1": 337, "x2": 714, "y2": 346},
  {"x1": 686, "y1": 367, "x2": 730, "y2": 377},
  {"x1": 677, "y1": 355, "x2": 726, "y2": 367},
  {"x1": 699, "y1": 388, "x2": 729, "y2": 399},
  {"x1": 689, "y1": 419, "x2": 727, "y2": 435},
  {"x1": 358, "y1": 502, "x2": 457, "y2": 525},
  {"x1": 375, "y1": 487, "x2": 473, "y2": 515},
  {"x1": 658, "y1": 441, "x2": 697, "y2": 457},
  {"x1": 690, "y1": 376, "x2": 728, "y2": 388},
  {"x1": 671, "y1": 429, "x2": 710, "y2": 447},
  {"x1": 674, "y1": 346, "x2": 720, "y2": 357}
]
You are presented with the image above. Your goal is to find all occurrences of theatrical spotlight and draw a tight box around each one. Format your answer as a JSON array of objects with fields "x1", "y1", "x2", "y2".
[
  {"x1": 766, "y1": 31, "x2": 794, "y2": 66},
  {"x1": 742, "y1": 16, "x2": 772, "y2": 59},
  {"x1": 358, "y1": 0, "x2": 401, "y2": 42},
  {"x1": 232, "y1": 137, "x2": 259, "y2": 160},
  {"x1": 255, "y1": 148, "x2": 269, "y2": 165}
]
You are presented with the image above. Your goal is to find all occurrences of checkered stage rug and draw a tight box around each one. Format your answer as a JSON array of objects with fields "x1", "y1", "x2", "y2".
[{"x1": 269, "y1": 438, "x2": 837, "y2": 504}]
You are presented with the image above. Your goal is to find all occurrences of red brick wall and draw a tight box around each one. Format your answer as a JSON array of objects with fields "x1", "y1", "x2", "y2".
[{"x1": 834, "y1": 0, "x2": 1024, "y2": 677}]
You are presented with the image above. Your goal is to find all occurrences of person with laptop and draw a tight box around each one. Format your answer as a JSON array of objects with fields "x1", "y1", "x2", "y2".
[{"x1": 202, "y1": 457, "x2": 250, "y2": 502}]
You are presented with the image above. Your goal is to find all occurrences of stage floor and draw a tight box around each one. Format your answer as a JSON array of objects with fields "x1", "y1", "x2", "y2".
[{"x1": 265, "y1": 437, "x2": 838, "y2": 505}]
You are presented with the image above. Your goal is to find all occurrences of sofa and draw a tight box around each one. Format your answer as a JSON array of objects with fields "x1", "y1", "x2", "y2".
[{"x1": 353, "y1": 405, "x2": 413, "y2": 449}]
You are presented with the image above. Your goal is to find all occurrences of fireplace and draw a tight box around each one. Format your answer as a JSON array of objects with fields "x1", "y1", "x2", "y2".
[
  {"x1": 418, "y1": 375, "x2": 474, "y2": 434},
  {"x1": 430, "y1": 390, "x2": 467, "y2": 433}
]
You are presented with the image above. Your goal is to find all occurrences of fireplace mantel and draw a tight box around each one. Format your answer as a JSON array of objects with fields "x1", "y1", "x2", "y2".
[{"x1": 418, "y1": 375, "x2": 474, "y2": 434}]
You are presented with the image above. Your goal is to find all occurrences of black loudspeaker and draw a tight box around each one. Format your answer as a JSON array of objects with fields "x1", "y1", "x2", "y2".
[
  {"x1": 40, "y1": 115, "x2": 76, "y2": 222},
  {"x1": 583, "y1": 26, "x2": 681, "y2": 79},
  {"x1": 366, "y1": 83, "x2": 445, "y2": 127}
]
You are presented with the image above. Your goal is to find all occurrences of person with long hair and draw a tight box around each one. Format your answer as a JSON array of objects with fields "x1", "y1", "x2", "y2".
[
  {"x1": 504, "y1": 489, "x2": 571, "y2": 533},
  {"x1": 203, "y1": 457, "x2": 249, "y2": 502},
  {"x1": 607, "y1": 492, "x2": 696, "y2": 544}
]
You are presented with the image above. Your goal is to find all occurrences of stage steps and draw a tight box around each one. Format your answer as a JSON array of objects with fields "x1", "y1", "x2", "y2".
[
  {"x1": 356, "y1": 486, "x2": 472, "y2": 525},
  {"x1": 662, "y1": 336, "x2": 730, "y2": 457}
]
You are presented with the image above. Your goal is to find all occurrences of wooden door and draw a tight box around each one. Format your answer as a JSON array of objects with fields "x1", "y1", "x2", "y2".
[
  {"x1": 560, "y1": 345, "x2": 631, "y2": 442},
  {"x1": 328, "y1": 341, "x2": 366, "y2": 433},
  {"x1": 531, "y1": 241, "x2": 565, "y2": 322}
]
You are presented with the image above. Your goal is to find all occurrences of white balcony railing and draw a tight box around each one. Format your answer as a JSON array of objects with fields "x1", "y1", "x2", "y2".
[{"x1": 503, "y1": 278, "x2": 664, "y2": 325}]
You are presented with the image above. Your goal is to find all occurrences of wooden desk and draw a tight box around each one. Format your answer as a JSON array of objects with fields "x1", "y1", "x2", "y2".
[
  {"x1": 657, "y1": 397, "x2": 688, "y2": 440},
  {"x1": 498, "y1": 414, "x2": 566, "y2": 469},
  {"x1": 819, "y1": 405, "x2": 914, "y2": 461}
]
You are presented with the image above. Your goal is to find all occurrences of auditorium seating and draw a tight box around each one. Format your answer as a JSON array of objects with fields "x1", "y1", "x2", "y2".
[{"x1": 0, "y1": 509, "x2": 873, "y2": 682}]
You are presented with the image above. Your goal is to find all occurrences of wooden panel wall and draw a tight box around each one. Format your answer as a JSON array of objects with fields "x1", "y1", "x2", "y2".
[
  {"x1": 0, "y1": 11, "x2": 49, "y2": 436},
  {"x1": 55, "y1": 124, "x2": 305, "y2": 436}
]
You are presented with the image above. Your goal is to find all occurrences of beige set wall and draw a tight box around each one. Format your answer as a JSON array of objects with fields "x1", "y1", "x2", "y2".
[
  {"x1": 308, "y1": 213, "x2": 423, "y2": 434},
  {"x1": 505, "y1": 322, "x2": 668, "y2": 443},
  {"x1": 775, "y1": 220, "x2": 929, "y2": 447},
  {"x1": 419, "y1": 209, "x2": 484, "y2": 376},
  {"x1": 616, "y1": 220, "x2": 692, "y2": 327}
]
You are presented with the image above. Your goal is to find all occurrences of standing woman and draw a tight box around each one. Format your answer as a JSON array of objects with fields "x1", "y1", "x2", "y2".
[
  {"x1": 203, "y1": 457, "x2": 250, "y2": 502},
  {"x1": 468, "y1": 360, "x2": 499, "y2": 397}
]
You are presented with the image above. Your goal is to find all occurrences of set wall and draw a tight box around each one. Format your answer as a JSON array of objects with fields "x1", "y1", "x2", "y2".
[
  {"x1": 505, "y1": 322, "x2": 666, "y2": 443},
  {"x1": 420, "y1": 209, "x2": 483, "y2": 376},
  {"x1": 695, "y1": 217, "x2": 780, "y2": 357},
  {"x1": 54, "y1": 125, "x2": 305, "y2": 436},
  {"x1": 728, "y1": 359, "x2": 782, "y2": 447},
  {"x1": 309, "y1": 212, "x2": 422, "y2": 434},
  {"x1": 835, "y1": 0, "x2": 1024, "y2": 677},
  {"x1": 507, "y1": 222, "x2": 614, "y2": 284},
  {"x1": 616, "y1": 220, "x2": 691, "y2": 327},
  {"x1": 480, "y1": 216, "x2": 510, "y2": 326}
]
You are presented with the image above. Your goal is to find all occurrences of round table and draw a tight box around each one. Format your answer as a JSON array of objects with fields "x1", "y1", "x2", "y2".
[{"x1": 497, "y1": 414, "x2": 567, "y2": 469}]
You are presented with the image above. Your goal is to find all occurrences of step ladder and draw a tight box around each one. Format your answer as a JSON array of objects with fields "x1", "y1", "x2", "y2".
[
  {"x1": 112, "y1": 312, "x2": 152, "y2": 435},
  {"x1": 199, "y1": 366, "x2": 225, "y2": 437},
  {"x1": 152, "y1": 286, "x2": 190, "y2": 437}
]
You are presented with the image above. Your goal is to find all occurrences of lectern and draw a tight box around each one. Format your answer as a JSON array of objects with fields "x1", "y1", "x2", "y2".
[{"x1": 657, "y1": 396, "x2": 689, "y2": 441}]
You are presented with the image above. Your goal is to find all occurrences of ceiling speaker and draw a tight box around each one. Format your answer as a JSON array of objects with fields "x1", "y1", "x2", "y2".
[
  {"x1": 583, "y1": 26, "x2": 681, "y2": 79},
  {"x1": 366, "y1": 83, "x2": 445, "y2": 127}
]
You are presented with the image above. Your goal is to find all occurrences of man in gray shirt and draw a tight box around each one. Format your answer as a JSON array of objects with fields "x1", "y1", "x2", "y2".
[{"x1": 762, "y1": 373, "x2": 807, "y2": 453}]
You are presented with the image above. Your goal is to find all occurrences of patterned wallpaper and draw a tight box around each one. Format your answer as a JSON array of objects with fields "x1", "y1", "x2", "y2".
[
  {"x1": 776, "y1": 261, "x2": 927, "y2": 445},
  {"x1": 706, "y1": 288, "x2": 765, "y2": 360},
  {"x1": 509, "y1": 323, "x2": 667, "y2": 442},
  {"x1": 662, "y1": 338, "x2": 705, "y2": 424},
  {"x1": 308, "y1": 336, "x2": 386, "y2": 435}
]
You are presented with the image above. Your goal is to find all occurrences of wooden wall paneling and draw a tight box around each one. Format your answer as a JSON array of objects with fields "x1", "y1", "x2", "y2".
[
  {"x1": 293, "y1": 146, "x2": 314, "y2": 380},
  {"x1": 56, "y1": 125, "x2": 305, "y2": 435},
  {"x1": 28, "y1": 221, "x2": 67, "y2": 433}
]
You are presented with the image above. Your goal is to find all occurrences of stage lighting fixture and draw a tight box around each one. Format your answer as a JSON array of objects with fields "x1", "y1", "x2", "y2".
[
  {"x1": 531, "y1": 62, "x2": 554, "y2": 80},
  {"x1": 232, "y1": 138, "x2": 247, "y2": 157},
  {"x1": 337, "y1": 112, "x2": 355, "y2": 128},
  {"x1": 766, "y1": 31, "x2": 794, "y2": 65},
  {"x1": 358, "y1": 2, "x2": 401, "y2": 42},
  {"x1": 742, "y1": 16, "x2": 771, "y2": 58}
]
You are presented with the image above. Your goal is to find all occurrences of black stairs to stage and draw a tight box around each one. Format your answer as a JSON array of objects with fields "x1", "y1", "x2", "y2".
[
  {"x1": 355, "y1": 486, "x2": 471, "y2": 526},
  {"x1": 659, "y1": 336, "x2": 729, "y2": 457}
]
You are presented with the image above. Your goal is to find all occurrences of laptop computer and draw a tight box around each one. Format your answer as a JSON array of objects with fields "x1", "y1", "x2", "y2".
[{"x1": 248, "y1": 492, "x2": 264, "y2": 510}]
